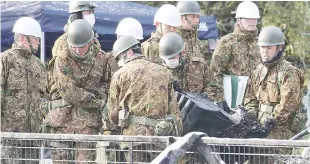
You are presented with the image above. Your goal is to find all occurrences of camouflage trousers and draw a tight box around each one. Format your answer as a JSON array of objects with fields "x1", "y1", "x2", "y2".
[
  {"x1": 1, "y1": 141, "x2": 40, "y2": 164},
  {"x1": 49, "y1": 126, "x2": 99, "y2": 164}
]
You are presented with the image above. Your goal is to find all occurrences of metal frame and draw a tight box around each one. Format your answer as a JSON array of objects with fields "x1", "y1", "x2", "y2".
[{"x1": 1, "y1": 132, "x2": 310, "y2": 164}]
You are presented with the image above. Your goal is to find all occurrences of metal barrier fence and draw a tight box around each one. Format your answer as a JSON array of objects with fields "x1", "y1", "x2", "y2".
[{"x1": 1, "y1": 132, "x2": 310, "y2": 164}]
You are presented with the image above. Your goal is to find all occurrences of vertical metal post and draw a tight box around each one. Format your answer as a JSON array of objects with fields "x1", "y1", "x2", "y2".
[
  {"x1": 40, "y1": 32, "x2": 45, "y2": 64},
  {"x1": 129, "y1": 142, "x2": 133, "y2": 164}
]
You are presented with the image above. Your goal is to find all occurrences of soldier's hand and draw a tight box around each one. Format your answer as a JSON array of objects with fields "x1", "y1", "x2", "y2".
[
  {"x1": 173, "y1": 81, "x2": 182, "y2": 92},
  {"x1": 263, "y1": 118, "x2": 276, "y2": 128},
  {"x1": 247, "y1": 118, "x2": 275, "y2": 138}
]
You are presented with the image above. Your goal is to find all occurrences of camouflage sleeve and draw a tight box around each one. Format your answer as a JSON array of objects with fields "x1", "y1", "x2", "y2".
[
  {"x1": 94, "y1": 37, "x2": 102, "y2": 50},
  {"x1": 141, "y1": 40, "x2": 162, "y2": 65},
  {"x1": 209, "y1": 38, "x2": 232, "y2": 98},
  {"x1": 53, "y1": 56, "x2": 105, "y2": 109},
  {"x1": 168, "y1": 77, "x2": 183, "y2": 136},
  {"x1": 52, "y1": 37, "x2": 66, "y2": 58},
  {"x1": 198, "y1": 39, "x2": 210, "y2": 61},
  {"x1": 0, "y1": 55, "x2": 8, "y2": 106},
  {"x1": 243, "y1": 74, "x2": 260, "y2": 117},
  {"x1": 38, "y1": 64, "x2": 48, "y2": 99},
  {"x1": 203, "y1": 62, "x2": 225, "y2": 102},
  {"x1": 273, "y1": 68, "x2": 303, "y2": 125},
  {"x1": 105, "y1": 51, "x2": 119, "y2": 77},
  {"x1": 107, "y1": 74, "x2": 120, "y2": 125}
]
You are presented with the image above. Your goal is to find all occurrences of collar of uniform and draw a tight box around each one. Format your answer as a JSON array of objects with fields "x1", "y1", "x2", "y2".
[
  {"x1": 151, "y1": 30, "x2": 163, "y2": 39},
  {"x1": 262, "y1": 56, "x2": 284, "y2": 69},
  {"x1": 177, "y1": 28, "x2": 196, "y2": 39},
  {"x1": 11, "y1": 42, "x2": 33, "y2": 59},
  {"x1": 233, "y1": 23, "x2": 258, "y2": 41},
  {"x1": 124, "y1": 53, "x2": 145, "y2": 64}
]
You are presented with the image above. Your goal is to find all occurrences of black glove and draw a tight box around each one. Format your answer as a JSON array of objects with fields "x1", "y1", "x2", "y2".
[
  {"x1": 247, "y1": 118, "x2": 275, "y2": 138},
  {"x1": 264, "y1": 118, "x2": 276, "y2": 128},
  {"x1": 216, "y1": 101, "x2": 231, "y2": 112},
  {"x1": 173, "y1": 81, "x2": 182, "y2": 92}
]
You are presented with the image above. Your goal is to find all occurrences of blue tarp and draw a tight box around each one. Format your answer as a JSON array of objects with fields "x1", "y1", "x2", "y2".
[{"x1": 1, "y1": 1, "x2": 218, "y2": 61}]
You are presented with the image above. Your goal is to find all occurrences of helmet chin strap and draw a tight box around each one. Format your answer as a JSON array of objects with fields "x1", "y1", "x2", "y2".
[
  {"x1": 159, "y1": 23, "x2": 164, "y2": 36},
  {"x1": 184, "y1": 15, "x2": 197, "y2": 31},
  {"x1": 25, "y1": 36, "x2": 38, "y2": 54},
  {"x1": 238, "y1": 18, "x2": 247, "y2": 32}
]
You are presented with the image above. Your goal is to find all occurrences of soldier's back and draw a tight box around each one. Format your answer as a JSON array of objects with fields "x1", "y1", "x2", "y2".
[
  {"x1": 112, "y1": 58, "x2": 172, "y2": 117},
  {"x1": 141, "y1": 31, "x2": 162, "y2": 64}
]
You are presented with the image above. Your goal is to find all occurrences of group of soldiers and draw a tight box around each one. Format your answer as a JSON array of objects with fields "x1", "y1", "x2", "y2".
[{"x1": 0, "y1": 1, "x2": 306, "y2": 163}]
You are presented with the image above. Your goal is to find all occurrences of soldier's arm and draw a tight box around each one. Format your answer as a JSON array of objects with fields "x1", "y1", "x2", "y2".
[
  {"x1": 0, "y1": 55, "x2": 8, "y2": 105},
  {"x1": 168, "y1": 78, "x2": 183, "y2": 136},
  {"x1": 273, "y1": 68, "x2": 303, "y2": 125},
  {"x1": 53, "y1": 57, "x2": 105, "y2": 109},
  {"x1": 141, "y1": 40, "x2": 161, "y2": 64},
  {"x1": 35, "y1": 59, "x2": 49, "y2": 99},
  {"x1": 107, "y1": 75, "x2": 120, "y2": 125},
  {"x1": 203, "y1": 62, "x2": 225, "y2": 102},
  {"x1": 198, "y1": 39, "x2": 210, "y2": 61},
  {"x1": 52, "y1": 36, "x2": 66, "y2": 58},
  {"x1": 243, "y1": 70, "x2": 260, "y2": 117},
  {"x1": 209, "y1": 38, "x2": 232, "y2": 95}
]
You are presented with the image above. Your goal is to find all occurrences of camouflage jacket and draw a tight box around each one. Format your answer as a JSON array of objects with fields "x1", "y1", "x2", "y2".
[
  {"x1": 45, "y1": 45, "x2": 113, "y2": 130},
  {"x1": 52, "y1": 25, "x2": 102, "y2": 58},
  {"x1": 0, "y1": 43, "x2": 47, "y2": 133},
  {"x1": 170, "y1": 56, "x2": 222, "y2": 101},
  {"x1": 141, "y1": 30, "x2": 163, "y2": 65},
  {"x1": 244, "y1": 57, "x2": 304, "y2": 128},
  {"x1": 177, "y1": 29, "x2": 209, "y2": 61},
  {"x1": 210, "y1": 23, "x2": 260, "y2": 101},
  {"x1": 108, "y1": 56, "x2": 182, "y2": 137}
]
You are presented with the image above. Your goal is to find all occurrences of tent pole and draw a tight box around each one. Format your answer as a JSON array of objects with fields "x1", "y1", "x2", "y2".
[{"x1": 40, "y1": 32, "x2": 45, "y2": 64}]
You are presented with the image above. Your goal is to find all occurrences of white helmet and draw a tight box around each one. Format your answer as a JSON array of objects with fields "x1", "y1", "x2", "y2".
[
  {"x1": 235, "y1": 1, "x2": 260, "y2": 19},
  {"x1": 12, "y1": 17, "x2": 42, "y2": 38},
  {"x1": 153, "y1": 4, "x2": 181, "y2": 27},
  {"x1": 115, "y1": 18, "x2": 144, "y2": 40}
]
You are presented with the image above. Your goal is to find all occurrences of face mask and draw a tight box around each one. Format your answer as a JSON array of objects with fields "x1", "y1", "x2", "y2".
[
  {"x1": 164, "y1": 59, "x2": 179, "y2": 69},
  {"x1": 84, "y1": 14, "x2": 95, "y2": 27}
]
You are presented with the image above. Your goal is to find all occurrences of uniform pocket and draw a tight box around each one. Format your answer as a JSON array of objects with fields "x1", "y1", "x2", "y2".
[{"x1": 267, "y1": 79, "x2": 280, "y2": 103}]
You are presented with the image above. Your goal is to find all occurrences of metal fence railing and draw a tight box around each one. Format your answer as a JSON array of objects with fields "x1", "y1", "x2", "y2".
[{"x1": 1, "y1": 132, "x2": 310, "y2": 164}]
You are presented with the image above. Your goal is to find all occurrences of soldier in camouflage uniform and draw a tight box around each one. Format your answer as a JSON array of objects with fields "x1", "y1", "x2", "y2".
[
  {"x1": 141, "y1": 4, "x2": 182, "y2": 65},
  {"x1": 176, "y1": 1, "x2": 210, "y2": 62},
  {"x1": 244, "y1": 26, "x2": 304, "y2": 162},
  {"x1": 108, "y1": 35, "x2": 183, "y2": 163},
  {"x1": 0, "y1": 17, "x2": 46, "y2": 164},
  {"x1": 44, "y1": 19, "x2": 113, "y2": 163},
  {"x1": 210, "y1": 1, "x2": 261, "y2": 102},
  {"x1": 158, "y1": 32, "x2": 222, "y2": 104},
  {"x1": 52, "y1": 1, "x2": 101, "y2": 58}
]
